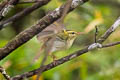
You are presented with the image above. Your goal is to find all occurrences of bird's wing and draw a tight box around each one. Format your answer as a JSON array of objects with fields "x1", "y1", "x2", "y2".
[
  {"x1": 37, "y1": 22, "x2": 66, "y2": 41},
  {"x1": 37, "y1": 31, "x2": 55, "y2": 41}
]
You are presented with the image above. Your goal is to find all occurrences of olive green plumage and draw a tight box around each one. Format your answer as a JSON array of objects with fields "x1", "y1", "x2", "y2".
[{"x1": 35, "y1": 22, "x2": 81, "y2": 61}]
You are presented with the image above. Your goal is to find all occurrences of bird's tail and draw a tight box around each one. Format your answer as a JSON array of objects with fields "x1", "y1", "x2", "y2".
[{"x1": 32, "y1": 44, "x2": 45, "y2": 63}]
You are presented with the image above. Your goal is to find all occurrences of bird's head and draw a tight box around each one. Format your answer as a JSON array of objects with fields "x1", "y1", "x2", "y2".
[
  {"x1": 61, "y1": 29, "x2": 84, "y2": 48},
  {"x1": 63, "y1": 30, "x2": 82, "y2": 39}
]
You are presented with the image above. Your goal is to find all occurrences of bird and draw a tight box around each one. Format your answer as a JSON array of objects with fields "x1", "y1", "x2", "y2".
[
  {"x1": 34, "y1": 0, "x2": 80, "y2": 62},
  {"x1": 35, "y1": 22, "x2": 82, "y2": 61}
]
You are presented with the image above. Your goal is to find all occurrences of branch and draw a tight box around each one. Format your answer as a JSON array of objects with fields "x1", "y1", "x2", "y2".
[
  {"x1": 0, "y1": 0, "x2": 20, "y2": 21},
  {"x1": 0, "y1": 66, "x2": 11, "y2": 80},
  {"x1": 18, "y1": 1, "x2": 41, "y2": 4},
  {"x1": 0, "y1": 0, "x2": 7, "y2": 11},
  {"x1": 94, "y1": 26, "x2": 98, "y2": 43},
  {"x1": 11, "y1": 48, "x2": 89, "y2": 80},
  {"x1": 11, "y1": 16, "x2": 120, "y2": 80},
  {"x1": 0, "y1": 0, "x2": 51, "y2": 30},
  {"x1": 0, "y1": 0, "x2": 8, "y2": 21},
  {"x1": 97, "y1": 17, "x2": 120, "y2": 43},
  {"x1": 0, "y1": 0, "x2": 89, "y2": 60},
  {"x1": 102, "y1": 41, "x2": 120, "y2": 48},
  {"x1": 92, "y1": 0, "x2": 120, "y2": 8}
]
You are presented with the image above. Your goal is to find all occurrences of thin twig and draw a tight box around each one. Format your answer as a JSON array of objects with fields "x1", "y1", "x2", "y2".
[
  {"x1": 0, "y1": 0, "x2": 51, "y2": 30},
  {"x1": 18, "y1": 1, "x2": 40, "y2": 4},
  {"x1": 0, "y1": 0, "x2": 20, "y2": 21},
  {"x1": 92, "y1": 0, "x2": 120, "y2": 8},
  {"x1": 97, "y1": 17, "x2": 120, "y2": 43},
  {"x1": 95, "y1": 26, "x2": 98, "y2": 43},
  {"x1": 102, "y1": 41, "x2": 120, "y2": 48},
  {"x1": 0, "y1": 0, "x2": 8, "y2": 21},
  {"x1": 0, "y1": 66, "x2": 11, "y2": 80},
  {"x1": 0, "y1": 0, "x2": 8, "y2": 13}
]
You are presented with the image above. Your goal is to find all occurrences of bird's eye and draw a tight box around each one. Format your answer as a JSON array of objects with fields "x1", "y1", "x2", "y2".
[{"x1": 71, "y1": 32, "x2": 75, "y2": 34}]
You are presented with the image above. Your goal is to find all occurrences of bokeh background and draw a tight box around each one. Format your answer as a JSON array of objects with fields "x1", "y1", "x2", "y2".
[{"x1": 0, "y1": 0, "x2": 120, "y2": 80}]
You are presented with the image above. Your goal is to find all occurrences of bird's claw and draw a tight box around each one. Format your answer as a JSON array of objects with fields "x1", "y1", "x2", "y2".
[{"x1": 53, "y1": 60, "x2": 57, "y2": 65}]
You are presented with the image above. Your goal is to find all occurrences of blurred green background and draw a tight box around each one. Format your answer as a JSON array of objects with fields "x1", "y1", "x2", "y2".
[{"x1": 0, "y1": 0, "x2": 120, "y2": 80}]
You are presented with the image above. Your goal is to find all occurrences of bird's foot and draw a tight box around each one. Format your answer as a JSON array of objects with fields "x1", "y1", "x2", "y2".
[
  {"x1": 53, "y1": 60, "x2": 58, "y2": 65},
  {"x1": 52, "y1": 55, "x2": 58, "y2": 65}
]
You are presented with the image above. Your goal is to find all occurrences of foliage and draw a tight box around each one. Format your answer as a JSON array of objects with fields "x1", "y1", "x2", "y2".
[{"x1": 0, "y1": 0, "x2": 120, "y2": 80}]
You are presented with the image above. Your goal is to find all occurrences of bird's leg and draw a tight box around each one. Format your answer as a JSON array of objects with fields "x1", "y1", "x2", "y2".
[
  {"x1": 52, "y1": 54, "x2": 57, "y2": 61},
  {"x1": 52, "y1": 54, "x2": 58, "y2": 65},
  {"x1": 49, "y1": 53, "x2": 58, "y2": 65}
]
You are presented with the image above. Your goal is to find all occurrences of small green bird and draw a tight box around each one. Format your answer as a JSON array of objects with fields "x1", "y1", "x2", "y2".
[{"x1": 35, "y1": 23, "x2": 82, "y2": 61}]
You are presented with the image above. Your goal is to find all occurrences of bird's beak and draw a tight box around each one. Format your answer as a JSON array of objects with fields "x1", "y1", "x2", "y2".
[{"x1": 77, "y1": 32, "x2": 85, "y2": 35}]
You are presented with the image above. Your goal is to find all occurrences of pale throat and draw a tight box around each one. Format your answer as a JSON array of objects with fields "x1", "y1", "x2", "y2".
[{"x1": 66, "y1": 37, "x2": 76, "y2": 49}]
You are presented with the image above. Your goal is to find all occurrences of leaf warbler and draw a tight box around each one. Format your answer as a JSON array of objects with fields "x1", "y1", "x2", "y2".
[{"x1": 36, "y1": 26, "x2": 82, "y2": 61}]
